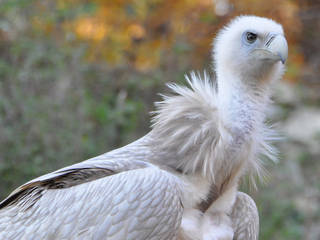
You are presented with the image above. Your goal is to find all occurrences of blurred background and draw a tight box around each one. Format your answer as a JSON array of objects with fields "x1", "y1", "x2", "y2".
[{"x1": 0, "y1": 0, "x2": 319, "y2": 239}]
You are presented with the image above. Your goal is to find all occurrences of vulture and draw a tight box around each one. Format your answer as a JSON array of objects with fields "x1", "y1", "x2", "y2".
[{"x1": 0, "y1": 15, "x2": 288, "y2": 240}]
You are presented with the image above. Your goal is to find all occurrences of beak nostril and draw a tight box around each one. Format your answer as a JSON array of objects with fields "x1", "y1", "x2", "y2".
[
  {"x1": 265, "y1": 36, "x2": 275, "y2": 47},
  {"x1": 263, "y1": 34, "x2": 288, "y2": 64}
]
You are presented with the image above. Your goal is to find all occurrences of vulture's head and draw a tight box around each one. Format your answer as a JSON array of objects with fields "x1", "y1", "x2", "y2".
[{"x1": 214, "y1": 16, "x2": 288, "y2": 89}]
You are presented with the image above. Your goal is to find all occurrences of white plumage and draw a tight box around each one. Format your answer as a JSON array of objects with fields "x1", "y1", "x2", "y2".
[{"x1": 0, "y1": 15, "x2": 288, "y2": 240}]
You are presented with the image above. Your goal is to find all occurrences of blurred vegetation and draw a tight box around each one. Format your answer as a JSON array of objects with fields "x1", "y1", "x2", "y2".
[{"x1": 0, "y1": 0, "x2": 319, "y2": 239}]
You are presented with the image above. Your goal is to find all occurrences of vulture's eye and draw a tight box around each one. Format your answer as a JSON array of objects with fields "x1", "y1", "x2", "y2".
[{"x1": 246, "y1": 32, "x2": 257, "y2": 43}]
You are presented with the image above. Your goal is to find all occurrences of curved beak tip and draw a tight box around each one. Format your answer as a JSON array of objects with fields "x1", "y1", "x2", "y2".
[{"x1": 279, "y1": 52, "x2": 287, "y2": 64}]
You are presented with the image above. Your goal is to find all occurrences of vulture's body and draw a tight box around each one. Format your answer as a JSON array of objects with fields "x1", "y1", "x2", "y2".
[{"x1": 0, "y1": 16, "x2": 288, "y2": 240}]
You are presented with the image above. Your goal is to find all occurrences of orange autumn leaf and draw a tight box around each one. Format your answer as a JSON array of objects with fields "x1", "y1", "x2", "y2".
[{"x1": 75, "y1": 17, "x2": 109, "y2": 41}]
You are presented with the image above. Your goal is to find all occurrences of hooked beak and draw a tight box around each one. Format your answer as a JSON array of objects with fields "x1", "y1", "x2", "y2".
[{"x1": 252, "y1": 34, "x2": 288, "y2": 64}]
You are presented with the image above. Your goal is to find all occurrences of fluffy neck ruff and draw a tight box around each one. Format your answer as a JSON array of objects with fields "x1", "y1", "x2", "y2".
[{"x1": 149, "y1": 71, "x2": 278, "y2": 184}]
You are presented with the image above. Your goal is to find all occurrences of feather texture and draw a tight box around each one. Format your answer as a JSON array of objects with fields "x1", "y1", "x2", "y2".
[
  {"x1": 149, "y1": 71, "x2": 278, "y2": 186},
  {"x1": 0, "y1": 159, "x2": 183, "y2": 240}
]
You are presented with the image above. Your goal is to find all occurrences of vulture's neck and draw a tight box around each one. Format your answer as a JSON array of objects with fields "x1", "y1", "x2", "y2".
[
  {"x1": 148, "y1": 71, "x2": 274, "y2": 182},
  {"x1": 217, "y1": 72, "x2": 270, "y2": 141}
]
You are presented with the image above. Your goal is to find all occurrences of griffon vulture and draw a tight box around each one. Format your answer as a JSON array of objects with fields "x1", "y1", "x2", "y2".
[{"x1": 0, "y1": 15, "x2": 288, "y2": 240}]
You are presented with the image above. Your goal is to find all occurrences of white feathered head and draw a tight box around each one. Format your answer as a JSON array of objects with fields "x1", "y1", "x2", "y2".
[{"x1": 214, "y1": 16, "x2": 288, "y2": 90}]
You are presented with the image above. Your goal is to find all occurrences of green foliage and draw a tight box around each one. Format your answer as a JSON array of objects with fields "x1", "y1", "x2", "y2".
[{"x1": 259, "y1": 191, "x2": 304, "y2": 240}]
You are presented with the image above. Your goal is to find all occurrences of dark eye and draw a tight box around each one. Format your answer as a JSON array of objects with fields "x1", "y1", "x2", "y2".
[{"x1": 246, "y1": 32, "x2": 257, "y2": 43}]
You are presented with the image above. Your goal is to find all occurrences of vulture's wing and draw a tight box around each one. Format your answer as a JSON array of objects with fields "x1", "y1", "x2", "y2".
[
  {"x1": 231, "y1": 192, "x2": 259, "y2": 240},
  {"x1": 0, "y1": 159, "x2": 183, "y2": 240}
]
